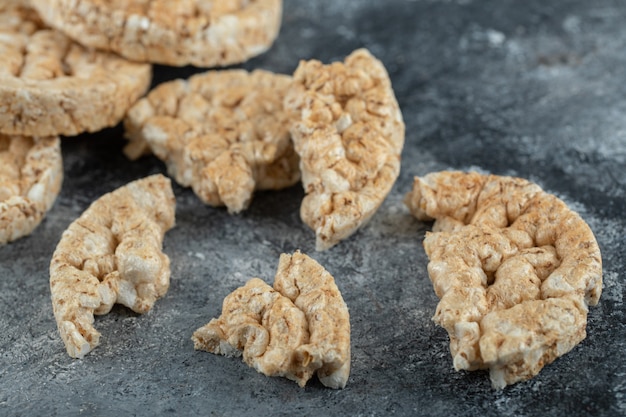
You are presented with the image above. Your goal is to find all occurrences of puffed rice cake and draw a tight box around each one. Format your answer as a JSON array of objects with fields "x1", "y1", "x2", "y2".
[
  {"x1": 193, "y1": 251, "x2": 351, "y2": 389},
  {"x1": 1, "y1": 134, "x2": 62, "y2": 244},
  {"x1": 284, "y1": 48, "x2": 405, "y2": 251},
  {"x1": 0, "y1": 0, "x2": 152, "y2": 137},
  {"x1": 30, "y1": 0, "x2": 283, "y2": 67},
  {"x1": 50, "y1": 174, "x2": 175, "y2": 358},
  {"x1": 405, "y1": 170, "x2": 603, "y2": 388},
  {"x1": 124, "y1": 69, "x2": 299, "y2": 213}
]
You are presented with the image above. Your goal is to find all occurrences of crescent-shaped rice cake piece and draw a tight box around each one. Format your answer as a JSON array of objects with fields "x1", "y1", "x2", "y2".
[
  {"x1": 49, "y1": 174, "x2": 175, "y2": 359},
  {"x1": 0, "y1": 134, "x2": 62, "y2": 244},
  {"x1": 0, "y1": 1, "x2": 151, "y2": 137},
  {"x1": 30, "y1": 0, "x2": 283, "y2": 68},
  {"x1": 273, "y1": 251, "x2": 351, "y2": 389},
  {"x1": 124, "y1": 69, "x2": 299, "y2": 213},
  {"x1": 192, "y1": 250, "x2": 350, "y2": 389},
  {"x1": 284, "y1": 48, "x2": 405, "y2": 251},
  {"x1": 404, "y1": 171, "x2": 602, "y2": 388}
]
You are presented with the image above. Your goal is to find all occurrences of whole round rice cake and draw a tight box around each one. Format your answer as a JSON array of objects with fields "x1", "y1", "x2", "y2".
[
  {"x1": 1, "y1": 134, "x2": 63, "y2": 245},
  {"x1": 30, "y1": 0, "x2": 283, "y2": 67},
  {"x1": 0, "y1": 1, "x2": 152, "y2": 137}
]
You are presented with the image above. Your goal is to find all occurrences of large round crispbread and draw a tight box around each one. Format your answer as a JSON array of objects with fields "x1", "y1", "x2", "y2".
[
  {"x1": 0, "y1": 1, "x2": 151, "y2": 137},
  {"x1": 30, "y1": 0, "x2": 283, "y2": 67},
  {"x1": 0, "y1": 134, "x2": 63, "y2": 245}
]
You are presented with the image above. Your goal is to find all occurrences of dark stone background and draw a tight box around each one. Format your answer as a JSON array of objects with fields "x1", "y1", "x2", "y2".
[{"x1": 1, "y1": 0, "x2": 625, "y2": 415}]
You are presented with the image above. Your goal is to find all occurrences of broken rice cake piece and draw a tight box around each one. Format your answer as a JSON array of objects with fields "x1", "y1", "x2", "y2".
[
  {"x1": 284, "y1": 48, "x2": 405, "y2": 251},
  {"x1": 49, "y1": 174, "x2": 176, "y2": 359},
  {"x1": 124, "y1": 69, "x2": 299, "y2": 214},
  {"x1": 192, "y1": 250, "x2": 351, "y2": 389},
  {"x1": 0, "y1": 134, "x2": 62, "y2": 244},
  {"x1": 404, "y1": 170, "x2": 603, "y2": 388}
]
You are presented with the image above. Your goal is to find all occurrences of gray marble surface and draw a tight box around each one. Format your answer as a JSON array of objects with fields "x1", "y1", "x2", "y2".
[{"x1": 1, "y1": 0, "x2": 625, "y2": 416}]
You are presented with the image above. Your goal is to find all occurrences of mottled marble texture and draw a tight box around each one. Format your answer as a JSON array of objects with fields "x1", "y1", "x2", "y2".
[{"x1": 1, "y1": 0, "x2": 625, "y2": 416}]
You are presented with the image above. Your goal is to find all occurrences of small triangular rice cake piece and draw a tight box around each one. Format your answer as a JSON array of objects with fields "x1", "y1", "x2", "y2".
[
  {"x1": 192, "y1": 278, "x2": 315, "y2": 387},
  {"x1": 192, "y1": 250, "x2": 351, "y2": 388}
]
